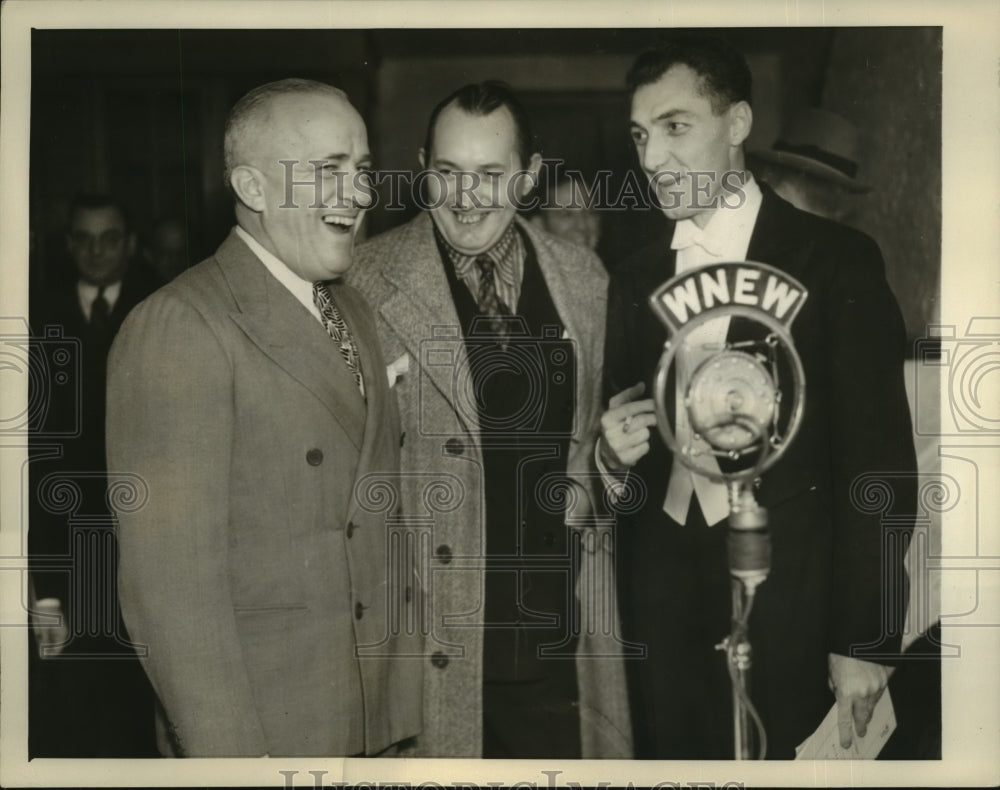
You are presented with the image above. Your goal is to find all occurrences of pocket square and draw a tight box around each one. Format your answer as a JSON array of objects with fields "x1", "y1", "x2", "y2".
[{"x1": 386, "y1": 352, "x2": 410, "y2": 388}]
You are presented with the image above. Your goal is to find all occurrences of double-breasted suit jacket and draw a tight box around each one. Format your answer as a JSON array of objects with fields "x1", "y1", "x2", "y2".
[
  {"x1": 349, "y1": 213, "x2": 633, "y2": 758},
  {"x1": 106, "y1": 230, "x2": 423, "y2": 757}
]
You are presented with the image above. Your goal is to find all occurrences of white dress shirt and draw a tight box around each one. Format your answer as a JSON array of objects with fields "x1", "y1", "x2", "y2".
[
  {"x1": 77, "y1": 280, "x2": 122, "y2": 322},
  {"x1": 662, "y1": 174, "x2": 763, "y2": 526},
  {"x1": 234, "y1": 225, "x2": 324, "y2": 325}
]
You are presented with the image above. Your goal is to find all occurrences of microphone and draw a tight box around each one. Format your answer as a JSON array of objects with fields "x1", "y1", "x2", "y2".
[{"x1": 647, "y1": 260, "x2": 809, "y2": 760}]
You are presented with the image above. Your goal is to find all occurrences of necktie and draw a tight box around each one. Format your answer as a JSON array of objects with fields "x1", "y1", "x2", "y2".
[
  {"x1": 475, "y1": 255, "x2": 510, "y2": 342},
  {"x1": 89, "y1": 286, "x2": 110, "y2": 346},
  {"x1": 313, "y1": 281, "x2": 365, "y2": 397}
]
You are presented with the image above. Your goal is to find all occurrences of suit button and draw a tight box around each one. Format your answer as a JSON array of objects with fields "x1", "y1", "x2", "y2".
[
  {"x1": 431, "y1": 651, "x2": 449, "y2": 669},
  {"x1": 436, "y1": 544, "x2": 452, "y2": 564},
  {"x1": 346, "y1": 521, "x2": 356, "y2": 538},
  {"x1": 354, "y1": 601, "x2": 364, "y2": 620},
  {"x1": 306, "y1": 448, "x2": 323, "y2": 466},
  {"x1": 405, "y1": 585, "x2": 412, "y2": 603},
  {"x1": 400, "y1": 431, "x2": 406, "y2": 447},
  {"x1": 444, "y1": 438, "x2": 464, "y2": 456}
]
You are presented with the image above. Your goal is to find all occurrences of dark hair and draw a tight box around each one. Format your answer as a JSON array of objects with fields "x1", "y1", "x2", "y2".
[
  {"x1": 67, "y1": 193, "x2": 131, "y2": 232},
  {"x1": 423, "y1": 80, "x2": 534, "y2": 167},
  {"x1": 223, "y1": 78, "x2": 346, "y2": 189},
  {"x1": 626, "y1": 34, "x2": 752, "y2": 114}
]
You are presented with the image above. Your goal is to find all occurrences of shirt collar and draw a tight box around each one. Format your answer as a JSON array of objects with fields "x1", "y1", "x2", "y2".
[
  {"x1": 433, "y1": 218, "x2": 523, "y2": 288},
  {"x1": 234, "y1": 225, "x2": 322, "y2": 321},
  {"x1": 77, "y1": 279, "x2": 122, "y2": 317},
  {"x1": 670, "y1": 173, "x2": 763, "y2": 257}
]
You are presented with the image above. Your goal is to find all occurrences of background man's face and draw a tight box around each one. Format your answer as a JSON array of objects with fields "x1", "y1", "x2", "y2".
[
  {"x1": 538, "y1": 180, "x2": 600, "y2": 250},
  {"x1": 253, "y1": 91, "x2": 372, "y2": 281},
  {"x1": 66, "y1": 206, "x2": 135, "y2": 286},
  {"x1": 630, "y1": 64, "x2": 744, "y2": 225},
  {"x1": 422, "y1": 104, "x2": 536, "y2": 255}
]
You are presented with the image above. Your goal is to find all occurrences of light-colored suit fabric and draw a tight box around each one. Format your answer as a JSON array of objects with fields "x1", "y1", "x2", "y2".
[
  {"x1": 348, "y1": 213, "x2": 632, "y2": 758},
  {"x1": 106, "y1": 230, "x2": 422, "y2": 757}
]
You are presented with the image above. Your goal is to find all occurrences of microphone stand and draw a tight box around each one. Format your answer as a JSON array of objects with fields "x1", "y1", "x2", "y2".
[{"x1": 718, "y1": 480, "x2": 771, "y2": 759}]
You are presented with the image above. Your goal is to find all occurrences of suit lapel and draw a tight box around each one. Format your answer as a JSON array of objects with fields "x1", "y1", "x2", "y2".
[
  {"x1": 217, "y1": 231, "x2": 366, "y2": 450},
  {"x1": 330, "y1": 279, "x2": 387, "y2": 518},
  {"x1": 376, "y1": 214, "x2": 479, "y2": 434}
]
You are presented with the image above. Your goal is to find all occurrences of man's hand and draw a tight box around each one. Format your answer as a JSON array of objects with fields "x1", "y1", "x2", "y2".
[
  {"x1": 31, "y1": 598, "x2": 69, "y2": 659},
  {"x1": 828, "y1": 652, "x2": 894, "y2": 748},
  {"x1": 599, "y1": 382, "x2": 658, "y2": 472}
]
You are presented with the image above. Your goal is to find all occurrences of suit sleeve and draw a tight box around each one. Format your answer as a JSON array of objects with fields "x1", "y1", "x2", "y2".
[
  {"x1": 106, "y1": 292, "x2": 268, "y2": 756},
  {"x1": 603, "y1": 265, "x2": 641, "y2": 408},
  {"x1": 824, "y1": 234, "x2": 917, "y2": 660}
]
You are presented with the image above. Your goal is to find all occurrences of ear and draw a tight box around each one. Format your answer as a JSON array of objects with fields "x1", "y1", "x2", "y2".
[
  {"x1": 230, "y1": 165, "x2": 267, "y2": 213},
  {"x1": 517, "y1": 153, "x2": 543, "y2": 197},
  {"x1": 418, "y1": 148, "x2": 427, "y2": 170},
  {"x1": 728, "y1": 101, "x2": 753, "y2": 147},
  {"x1": 125, "y1": 231, "x2": 138, "y2": 259}
]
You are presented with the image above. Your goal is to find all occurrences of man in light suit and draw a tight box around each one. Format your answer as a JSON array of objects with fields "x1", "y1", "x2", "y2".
[
  {"x1": 349, "y1": 81, "x2": 631, "y2": 759},
  {"x1": 106, "y1": 78, "x2": 422, "y2": 757},
  {"x1": 599, "y1": 37, "x2": 916, "y2": 758}
]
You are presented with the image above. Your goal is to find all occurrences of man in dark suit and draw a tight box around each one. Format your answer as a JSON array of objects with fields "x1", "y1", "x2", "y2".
[
  {"x1": 105, "y1": 78, "x2": 422, "y2": 757},
  {"x1": 28, "y1": 193, "x2": 159, "y2": 757},
  {"x1": 598, "y1": 37, "x2": 916, "y2": 759}
]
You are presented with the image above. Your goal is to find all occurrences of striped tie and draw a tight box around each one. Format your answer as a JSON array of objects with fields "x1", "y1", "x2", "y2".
[
  {"x1": 313, "y1": 281, "x2": 365, "y2": 397},
  {"x1": 475, "y1": 255, "x2": 510, "y2": 342}
]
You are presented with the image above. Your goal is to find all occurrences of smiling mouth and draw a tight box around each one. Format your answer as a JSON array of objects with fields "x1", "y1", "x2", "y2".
[
  {"x1": 322, "y1": 214, "x2": 357, "y2": 234},
  {"x1": 452, "y1": 210, "x2": 488, "y2": 226}
]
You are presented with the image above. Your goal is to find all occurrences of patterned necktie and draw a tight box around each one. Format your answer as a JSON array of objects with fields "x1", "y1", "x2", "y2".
[
  {"x1": 312, "y1": 281, "x2": 365, "y2": 397},
  {"x1": 475, "y1": 255, "x2": 510, "y2": 342}
]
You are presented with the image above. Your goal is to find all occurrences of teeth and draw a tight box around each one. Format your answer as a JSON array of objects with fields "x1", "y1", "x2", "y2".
[
  {"x1": 322, "y1": 215, "x2": 355, "y2": 227},
  {"x1": 454, "y1": 212, "x2": 486, "y2": 225}
]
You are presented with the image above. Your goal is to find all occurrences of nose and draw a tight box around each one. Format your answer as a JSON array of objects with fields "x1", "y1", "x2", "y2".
[
  {"x1": 346, "y1": 169, "x2": 374, "y2": 210},
  {"x1": 641, "y1": 131, "x2": 672, "y2": 177}
]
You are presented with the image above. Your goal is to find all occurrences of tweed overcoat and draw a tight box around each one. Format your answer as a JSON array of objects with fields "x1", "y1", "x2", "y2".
[{"x1": 349, "y1": 213, "x2": 633, "y2": 758}]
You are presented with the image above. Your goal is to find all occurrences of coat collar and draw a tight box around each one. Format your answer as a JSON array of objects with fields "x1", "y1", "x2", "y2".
[
  {"x1": 215, "y1": 229, "x2": 367, "y2": 450},
  {"x1": 375, "y1": 213, "x2": 596, "y2": 430}
]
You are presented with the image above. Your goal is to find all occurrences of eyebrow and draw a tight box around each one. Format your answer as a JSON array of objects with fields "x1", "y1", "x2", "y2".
[
  {"x1": 316, "y1": 153, "x2": 373, "y2": 165},
  {"x1": 432, "y1": 157, "x2": 507, "y2": 170}
]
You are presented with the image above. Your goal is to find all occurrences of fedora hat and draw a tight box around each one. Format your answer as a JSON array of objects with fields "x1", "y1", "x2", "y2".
[{"x1": 754, "y1": 107, "x2": 871, "y2": 193}]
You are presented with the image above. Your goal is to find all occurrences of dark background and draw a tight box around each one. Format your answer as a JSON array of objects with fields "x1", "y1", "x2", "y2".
[{"x1": 30, "y1": 27, "x2": 941, "y2": 343}]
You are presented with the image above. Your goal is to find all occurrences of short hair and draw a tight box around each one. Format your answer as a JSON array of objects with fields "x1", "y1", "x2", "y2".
[
  {"x1": 67, "y1": 193, "x2": 131, "y2": 232},
  {"x1": 626, "y1": 34, "x2": 752, "y2": 114},
  {"x1": 222, "y1": 78, "x2": 346, "y2": 190},
  {"x1": 423, "y1": 81, "x2": 534, "y2": 167}
]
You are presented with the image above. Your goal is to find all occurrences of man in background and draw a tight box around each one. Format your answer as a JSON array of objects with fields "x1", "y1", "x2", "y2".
[
  {"x1": 530, "y1": 171, "x2": 602, "y2": 251},
  {"x1": 106, "y1": 78, "x2": 422, "y2": 757},
  {"x1": 350, "y1": 81, "x2": 631, "y2": 759},
  {"x1": 29, "y1": 193, "x2": 159, "y2": 757},
  {"x1": 750, "y1": 106, "x2": 871, "y2": 223}
]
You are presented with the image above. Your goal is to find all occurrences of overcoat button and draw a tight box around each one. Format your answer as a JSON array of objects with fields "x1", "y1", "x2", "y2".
[
  {"x1": 444, "y1": 438, "x2": 464, "y2": 456},
  {"x1": 306, "y1": 448, "x2": 323, "y2": 466},
  {"x1": 354, "y1": 601, "x2": 364, "y2": 620},
  {"x1": 431, "y1": 651, "x2": 449, "y2": 669},
  {"x1": 436, "y1": 545, "x2": 453, "y2": 564}
]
